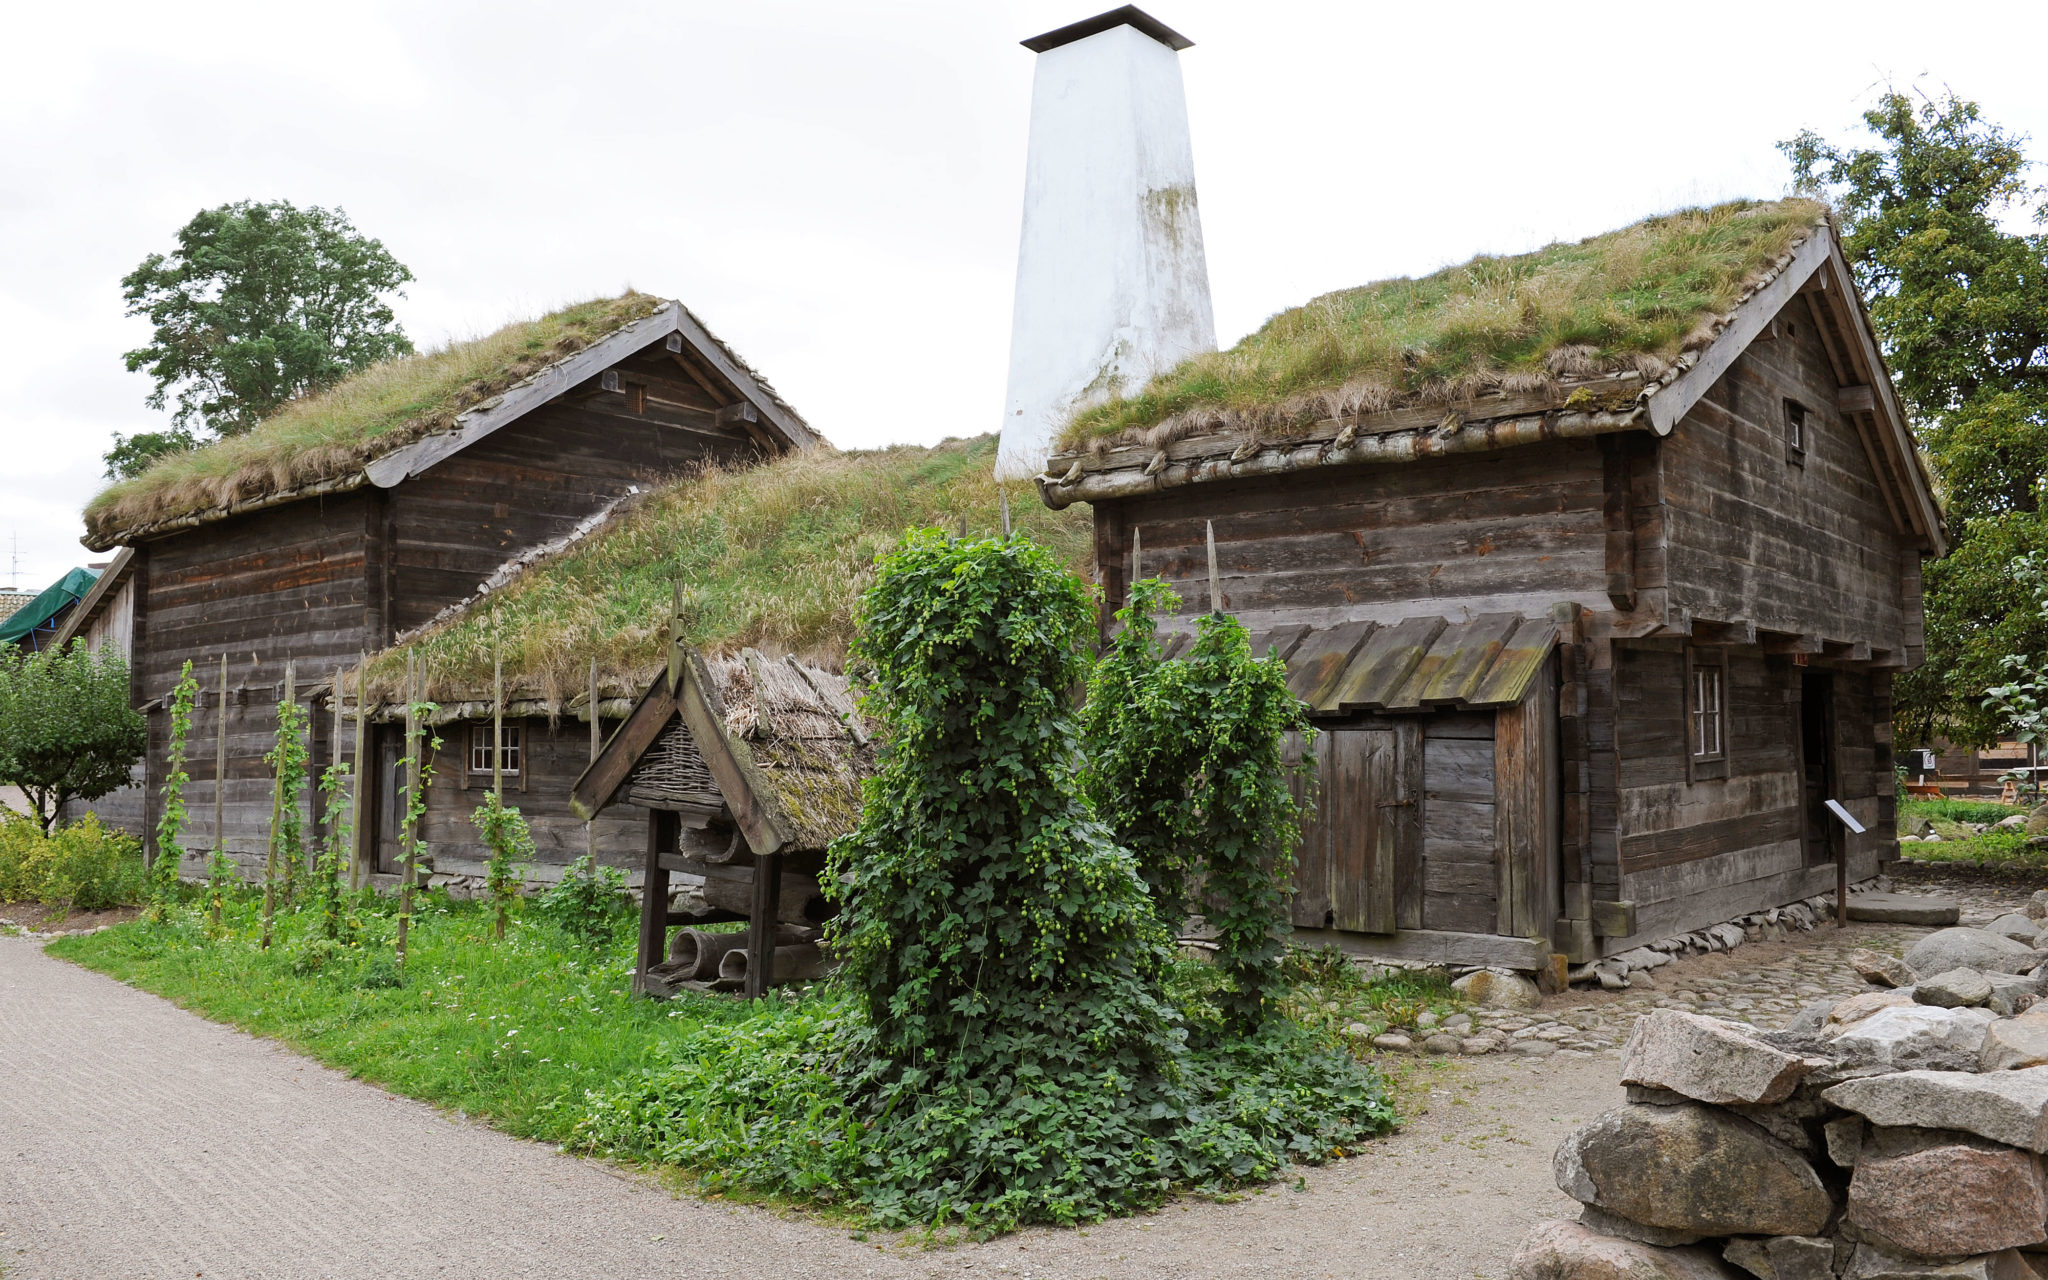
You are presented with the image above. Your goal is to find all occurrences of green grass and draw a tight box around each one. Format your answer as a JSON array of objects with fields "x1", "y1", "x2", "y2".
[
  {"x1": 371, "y1": 434, "x2": 1093, "y2": 706},
  {"x1": 85, "y1": 292, "x2": 666, "y2": 546},
  {"x1": 1898, "y1": 796, "x2": 2036, "y2": 867},
  {"x1": 1061, "y1": 198, "x2": 1827, "y2": 449},
  {"x1": 49, "y1": 889, "x2": 753, "y2": 1141}
]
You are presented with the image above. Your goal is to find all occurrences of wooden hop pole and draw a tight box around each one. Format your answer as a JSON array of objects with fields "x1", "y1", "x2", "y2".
[
  {"x1": 587, "y1": 657, "x2": 599, "y2": 862},
  {"x1": 1206, "y1": 520, "x2": 1222, "y2": 615},
  {"x1": 261, "y1": 659, "x2": 295, "y2": 949},
  {"x1": 1130, "y1": 526, "x2": 1142, "y2": 581},
  {"x1": 492, "y1": 656, "x2": 504, "y2": 801},
  {"x1": 214, "y1": 654, "x2": 228, "y2": 856},
  {"x1": 349, "y1": 653, "x2": 368, "y2": 891},
  {"x1": 395, "y1": 655, "x2": 420, "y2": 969}
]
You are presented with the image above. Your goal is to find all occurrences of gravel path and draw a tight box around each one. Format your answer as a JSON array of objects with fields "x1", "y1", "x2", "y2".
[{"x1": 0, "y1": 877, "x2": 2015, "y2": 1279}]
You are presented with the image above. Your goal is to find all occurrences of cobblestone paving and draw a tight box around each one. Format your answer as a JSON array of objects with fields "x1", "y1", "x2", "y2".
[{"x1": 1438, "y1": 875, "x2": 2035, "y2": 1059}]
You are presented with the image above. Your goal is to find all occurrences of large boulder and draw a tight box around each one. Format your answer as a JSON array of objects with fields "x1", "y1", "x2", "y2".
[
  {"x1": 1847, "y1": 1133, "x2": 2048, "y2": 1257},
  {"x1": 1554, "y1": 1103, "x2": 1832, "y2": 1237},
  {"x1": 1843, "y1": 1244, "x2": 2042, "y2": 1279},
  {"x1": 1453, "y1": 969, "x2": 1541, "y2": 1010},
  {"x1": 1824, "y1": 1067, "x2": 2048, "y2": 1152},
  {"x1": 1989, "y1": 915, "x2": 2043, "y2": 944},
  {"x1": 1985, "y1": 1011, "x2": 2048, "y2": 1071},
  {"x1": 1509, "y1": 1220, "x2": 1741, "y2": 1280},
  {"x1": 1918, "y1": 968, "x2": 1997, "y2": 1008},
  {"x1": 1832, "y1": 989, "x2": 1917, "y2": 1027},
  {"x1": 1854, "y1": 949, "x2": 1919, "y2": 989},
  {"x1": 1620, "y1": 1010, "x2": 1810, "y2": 1105},
  {"x1": 1830, "y1": 1004, "x2": 1998, "y2": 1065},
  {"x1": 1851, "y1": 894, "x2": 1963, "y2": 926},
  {"x1": 1722, "y1": 1235, "x2": 1835, "y2": 1280},
  {"x1": 1906, "y1": 929, "x2": 2040, "y2": 977}
]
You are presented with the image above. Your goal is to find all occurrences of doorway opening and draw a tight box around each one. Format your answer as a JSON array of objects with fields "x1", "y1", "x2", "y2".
[{"x1": 1800, "y1": 672, "x2": 1838, "y2": 866}]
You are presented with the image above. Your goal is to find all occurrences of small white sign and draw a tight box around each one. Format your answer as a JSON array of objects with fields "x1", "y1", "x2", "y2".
[{"x1": 1824, "y1": 799, "x2": 1867, "y2": 834}]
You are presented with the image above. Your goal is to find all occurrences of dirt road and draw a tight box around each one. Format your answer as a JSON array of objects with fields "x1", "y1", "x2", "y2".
[{"x1": 0, "y1": 932, "x2": 1604, "y2": 1279}]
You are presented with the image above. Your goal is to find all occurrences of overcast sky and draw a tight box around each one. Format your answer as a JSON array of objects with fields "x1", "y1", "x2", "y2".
[{"x1": 3, "y1": 0, "x2": 2045, "y2": 589}]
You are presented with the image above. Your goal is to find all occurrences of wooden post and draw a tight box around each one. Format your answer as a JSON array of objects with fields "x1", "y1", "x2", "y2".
[
  {"x1": 1205, "y1": 519, "x2": 1221, "y2": 615},
  {"x1": 1000, "y1": 488, "x2": 1011, "y2": 536},
  {"x1": 492, "y1": 656, "x2": 503, "y2": 801},
  {"x1": 349, "y1": 652, "x2": 369, "y2": 890},
  {"x1": 637, "y1": 811, "x2": 672, "y2": 996},
  {"x1": 1130, "y1": 526, "x2": 1141, "y2": 581},
  {"x1": 261, "y1": 659, "x2": 294, "y2": 949},
  {"x1": 587, "y1": 657, "x2": 600, "y2": 862},
  {"x1": 744, "y1": 851, "x2": 784, "y2": 999},
  {"x1": 214, "y1": 653, "x2": 228, "y2": 857},
  {"x1": 396, "y1": 656, "x2": 419, "y2": 967},
  {"x1": 328, "y1": 665, "x2": 345, "y2": 879}
]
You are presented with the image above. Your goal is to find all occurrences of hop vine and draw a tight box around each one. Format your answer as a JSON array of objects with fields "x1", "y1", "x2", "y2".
[{"x1": 147, "y1": 660, "x2": 200, "y2": 921}]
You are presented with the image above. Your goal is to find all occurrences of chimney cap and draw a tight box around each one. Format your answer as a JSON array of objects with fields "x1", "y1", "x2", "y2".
[{"x1": 1021, "y1": 5, "x2": 1192, "y2": 54}]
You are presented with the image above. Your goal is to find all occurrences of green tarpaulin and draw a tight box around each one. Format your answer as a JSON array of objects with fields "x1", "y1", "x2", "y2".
[{"x1": 0, "y1": 567, "x2": 100, "y2": 649}]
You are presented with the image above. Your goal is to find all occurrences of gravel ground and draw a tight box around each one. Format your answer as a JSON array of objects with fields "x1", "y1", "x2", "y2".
[{"x1": 0, "y1": 876, "x2": 2016, "y2": 1279}]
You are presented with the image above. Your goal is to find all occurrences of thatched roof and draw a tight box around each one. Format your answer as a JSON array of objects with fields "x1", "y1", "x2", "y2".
[
  {"x1": 358, "y1": 434, "x2": 1093, "y2": 719},
  {"x1": 83, "y1": 293, "x2": 816, "y2": 550},
  {"x1": 1053, "y1": 199, "x2": 1830, "y2": 457}
]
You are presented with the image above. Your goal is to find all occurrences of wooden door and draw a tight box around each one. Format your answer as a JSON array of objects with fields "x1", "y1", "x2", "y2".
[{"x1": 1289, "y1": 725, "x2": 1411, "y2": 934}]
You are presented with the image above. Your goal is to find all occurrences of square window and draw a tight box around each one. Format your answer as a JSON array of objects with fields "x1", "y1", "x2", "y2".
[
  {"x1": 1784, "y1": 399, "x2": 1808, "y2": 463},
  {"x1": 470, "y1": 724, "x2": 521, "y2": 776}
]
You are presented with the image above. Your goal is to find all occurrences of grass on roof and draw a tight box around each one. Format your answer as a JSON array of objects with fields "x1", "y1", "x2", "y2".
[
  {"x1": 367, "y1": 434, "x2": 1093, "y2": 708},
  {"x1": 1060, "y1": 198, "x2": 1828, "y2": 451},
  {"x1": 84, "y1": 292, "x2": 666, "y2": 545}
]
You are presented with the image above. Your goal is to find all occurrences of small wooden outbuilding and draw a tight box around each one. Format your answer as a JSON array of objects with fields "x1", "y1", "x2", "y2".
[
  {"x1": 570, "y1": 642, "x2": 872, "y2": 997},
  {"x1": 1036, "y1": 201, "x2": 1944, "y2": 970}
]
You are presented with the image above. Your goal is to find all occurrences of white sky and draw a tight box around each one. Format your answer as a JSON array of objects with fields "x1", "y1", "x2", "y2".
[{"x1": 3, "y1": 0, "x2": 2045, "y2": 589}]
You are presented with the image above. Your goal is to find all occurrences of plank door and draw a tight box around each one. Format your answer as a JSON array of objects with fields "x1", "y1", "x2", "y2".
[{"x1": 1290, "y1": 726, "x2": 1404, "y2": 934}]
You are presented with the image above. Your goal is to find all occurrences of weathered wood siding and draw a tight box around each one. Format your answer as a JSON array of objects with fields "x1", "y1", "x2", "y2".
[
  {"x1": 1098, "y1": 441, "x2": 1615, "y2": 634},
  {"x1": 1420, "y1": 712, "x2": 1497, "y2": 934},
  {"x1": 1661, "y1": 304, "x2": 1912, "y2": 650},
  {"x1": 1606, "y1": 641, "x2": 1890, "y2": 949},
  {"x1": 374, "y1": 716, "x2": 650, "y2": 884}
]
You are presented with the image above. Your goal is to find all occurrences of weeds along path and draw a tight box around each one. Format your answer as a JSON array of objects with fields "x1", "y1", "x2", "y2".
[{"x1": 0, "y1": 932, "x2": 1610, "y2": 1279}]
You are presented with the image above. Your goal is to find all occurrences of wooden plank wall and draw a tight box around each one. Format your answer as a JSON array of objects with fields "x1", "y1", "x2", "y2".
[
  {"x1": 1661, "y1": 304, "x2": 1910, "y2": 650},
  {"x1": 1102, "y1": 441, "x2": 1614, "y2": 632},
  {"x1": 1420, "y1": 712, "x2": 1497, "y2": 934},
  {"x1": 383, "y1": 716, "x2": 650, "y2": 883},
  {"x1": 1608, "y1": 641, "x2": 1891, "y2": 948},
  {"x1": 385, "y1": 371, "x2": 763, "y2": 634}
]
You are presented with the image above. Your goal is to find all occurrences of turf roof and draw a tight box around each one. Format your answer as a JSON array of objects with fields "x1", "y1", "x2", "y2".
[
  {"x1": 365, "y1": 434, "x2": 1093, "y2": 709},
  {"x1": 1058, "y1": 198, "x2": 1830, "y2": 452},
  {"x1": 84, "y1": 292, "x2": 668, "y2": 548}
]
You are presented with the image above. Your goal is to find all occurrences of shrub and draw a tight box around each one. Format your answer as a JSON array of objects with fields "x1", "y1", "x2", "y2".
[
  {"x1": 471, "y1": 791, "x2": 533, "y2": 940},
  {"x1": 0, "y1": 813, "x2": 146, "y2": 911},
  {"x1": 532, "y1": 854, "x2": 629, "y2": 947}
]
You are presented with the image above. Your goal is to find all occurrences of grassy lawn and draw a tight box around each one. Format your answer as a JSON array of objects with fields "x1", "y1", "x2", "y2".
[
  {"x1": 49, "y1": 889, "x2": 1451, "y2": 1157},
  {"x1": 1897, "y1": 796, "x2": 2036, "y2": 868},
  {"x1": 49, "y1": 888, "x2": 757, "y2": 1144}
]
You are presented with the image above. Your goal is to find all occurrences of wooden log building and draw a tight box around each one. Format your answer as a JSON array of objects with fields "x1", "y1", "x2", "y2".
[
  {"x1": 1036, "y1": 202, "x2": 1945, "y2": 969},
  {"x1": 77, "y1": 294, "x2": 821, "y2": 879}
]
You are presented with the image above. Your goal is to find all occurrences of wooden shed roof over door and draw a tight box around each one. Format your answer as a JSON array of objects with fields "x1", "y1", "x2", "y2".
[{"x1": 1176, "y1": 611, "x2": 1557, "y2": 714}]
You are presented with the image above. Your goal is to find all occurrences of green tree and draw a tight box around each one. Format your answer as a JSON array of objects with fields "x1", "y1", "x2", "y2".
[
  {"x1": 111, "y1": 199, "x2": 414, "y2": 477},
  {"x1": 1784, "y1": 90, "x2": 2048, "y2": 745},
  {"x1": 0, "y1": 643, "x2": 146, "y2": 833}
]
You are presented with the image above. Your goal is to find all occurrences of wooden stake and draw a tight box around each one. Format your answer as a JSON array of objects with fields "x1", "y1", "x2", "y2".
[
  {"x1": 214, "y1": 653, "x2": 227, "y2": 857},
  {"x1": 328, "y1": 664, "x2": 344, "y2": 884},
  {"x1": 261, "y1": 660, "x2": 294, "y2": 949},
  {"x1": 396, "y1": 655, "x2": 419, "y2": 969},
  {"x1": 1000, "y1": 489, "x2": 1012, "y2": 536},
  {"x1": 348, "y1": 652, "x2": 368, "y2": 891},
  {"x1": 588, "y1": 657, "x2": 599, "y2": 862},
  {"x1": 1130, "y1": 526, "x2": 1142, "y2": 582},
  {"x1": 1206, "y1": 520, "x2": 1222, "y2": 615},
  {"x1": 492, "y1": 656, "x2": 504, "y2": 801}
]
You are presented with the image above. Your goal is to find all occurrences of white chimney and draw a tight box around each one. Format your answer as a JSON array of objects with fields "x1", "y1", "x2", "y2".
[{"x1": 994, "y1": 6, "x2": 1217, "y2": 483}]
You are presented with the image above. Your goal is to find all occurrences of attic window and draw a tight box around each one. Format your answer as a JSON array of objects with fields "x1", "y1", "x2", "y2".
[
  {"x1": 1686, "y1": 647, "x2": 1728, "y2": 782},
  {"x1": 469, "y1": 724, "x2": 522, "y2": 777},
  {"x1": 1784, "y1": 399, "x2": 1808, "y2": 464}
]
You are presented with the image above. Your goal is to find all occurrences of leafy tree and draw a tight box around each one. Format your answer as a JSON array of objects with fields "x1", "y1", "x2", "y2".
[
  {"x1": 0, "y1": 643, "x2": 146, "y2": 833},
  {"x1": 1784, "y1": 90, "x2": 2048, "y2": 745},
  {"x1": 112, "y1": 200, "x2": 414, "y2": 477}
]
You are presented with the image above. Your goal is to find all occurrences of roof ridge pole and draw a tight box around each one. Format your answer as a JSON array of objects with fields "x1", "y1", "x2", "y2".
[{"x1": 1206, "y1": 519, "x2": 1221, "y2": 616}]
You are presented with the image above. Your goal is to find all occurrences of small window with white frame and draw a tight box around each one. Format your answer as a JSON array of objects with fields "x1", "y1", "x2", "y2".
[
  {"x1": 469, "y1": 723, "x2": 522, "y2": 776},
  {"x1": 1784, "y1": 398, "x2": 1808, "y2": 464},
  {"x1": 1686, "y1": 647, "x2": 1728, "y2": 780}
]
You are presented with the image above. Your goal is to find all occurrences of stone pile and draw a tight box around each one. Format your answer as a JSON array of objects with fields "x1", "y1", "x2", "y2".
[{"x1": 1510, "y1": 900, "x2": 2048, "y2": 1279}]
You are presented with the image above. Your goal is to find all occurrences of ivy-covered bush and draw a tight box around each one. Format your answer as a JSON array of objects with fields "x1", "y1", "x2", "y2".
[{"x1": 1085, "y1": 580, "x2": 1314, "y2": 1031}]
